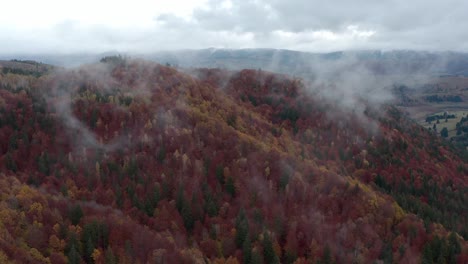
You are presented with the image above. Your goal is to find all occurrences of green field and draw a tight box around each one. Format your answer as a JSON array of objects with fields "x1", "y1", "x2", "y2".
[{"x1": 419, "y1": 110, "x2": 468, "y2": 138}]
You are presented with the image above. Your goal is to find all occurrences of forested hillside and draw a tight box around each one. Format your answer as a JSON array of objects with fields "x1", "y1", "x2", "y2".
[{"x1": 0, "y1": 58, "x2": 466, "y2": 263}]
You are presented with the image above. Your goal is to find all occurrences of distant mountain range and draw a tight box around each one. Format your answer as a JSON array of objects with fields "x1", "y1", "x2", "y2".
[
  {"x1": 3, "y1": 49, "x2": 468, "y2": 77},
  {"x1": 146, "y1": 49, "x2": 468, "y2": 77}
]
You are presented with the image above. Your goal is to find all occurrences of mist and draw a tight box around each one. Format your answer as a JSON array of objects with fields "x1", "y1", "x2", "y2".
[{"x1": 139, "y1": 49, "x2": 460, "y2": 128}]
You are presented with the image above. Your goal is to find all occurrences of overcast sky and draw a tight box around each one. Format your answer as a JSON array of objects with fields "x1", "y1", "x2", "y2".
[{"x1": 1, "y1": 0, "x2": 468, "y2": 54}]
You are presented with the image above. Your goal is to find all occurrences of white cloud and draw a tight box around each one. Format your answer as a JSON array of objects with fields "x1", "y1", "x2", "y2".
[{"x1": 0, "y1": 0, "x2": 207, "y2": 28}]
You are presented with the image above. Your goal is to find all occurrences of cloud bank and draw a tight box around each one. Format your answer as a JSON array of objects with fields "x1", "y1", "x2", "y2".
[{"x1": 1, "y1": 0, "x2": 468, "y2": 54}]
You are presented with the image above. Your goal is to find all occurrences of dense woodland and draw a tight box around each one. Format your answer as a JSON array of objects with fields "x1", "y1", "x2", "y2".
[{"x1": 0, "y1": 58, "x2": 467, "y2": 263}]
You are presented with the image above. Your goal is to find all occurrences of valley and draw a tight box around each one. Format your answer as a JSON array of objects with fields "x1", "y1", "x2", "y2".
[{"x1": 393, "y1": 75, "x2": 468, "y2": 150}]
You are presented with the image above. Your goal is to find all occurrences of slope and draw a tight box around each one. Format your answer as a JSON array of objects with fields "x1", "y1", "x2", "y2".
[{"x1": 0, "y1": 58, "x2": 466, "y2": 263}]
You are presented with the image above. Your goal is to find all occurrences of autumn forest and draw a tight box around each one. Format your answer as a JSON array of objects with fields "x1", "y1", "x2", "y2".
[{"x1": 0, "y1": 57, "x2": 466, "y2": 264}]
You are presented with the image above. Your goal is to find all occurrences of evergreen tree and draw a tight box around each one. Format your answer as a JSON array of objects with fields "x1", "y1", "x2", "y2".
[
  {"x1": 105, "y1": 247, "x2": 118, "y2": 264},
  {"x1": 225, "y1": 176, "x2": 236, "y2": 197},
  {"x1": 250, "y1": 251, "x2": 262, "y2": 264},
  {"x1": 216, "y1": 165, "x2": 225, "y2": 185},
  {"x1": 440, "y1": 127, "x2": 449, "y2": 138},
  {"x1": 242, "y1": 235, "x2": 252, "y2": 264},
  {"x1": 181, "y1": 203, "x2": 194, "y2": 231},
  {"x1": 37, "y1": 152, "x2": 50, "y2": 175},
  {"x1": 235, "y1": 209, "x2": 249, "y2": 248},
  {"x1": 176, "y1": 187, "x2": 194, "y2": 231},
  {"x1": 84, "y1": 237, "x2": 95, "y2": 263},
  {"x1": 67, "y1": 245, "x2": 81, "y2": 264},
  {"x1": 263, "y1": 232, "x2": 279, "y2": 264},
  {"x1": 69, "y1": 204, "x2": 84, "y2": 225},
  {"x1": 447, "y1": 232, "x2": 461, "y2": 264},
  {"x1": 421, "y1": 243, "x2": 433, "y2": 264},
  {"x1": 5, "y1": 152, "x2": 17, "y2": 172},
  {"x1": 322, "y1": 245, "x2": 332, "y2": 264}
]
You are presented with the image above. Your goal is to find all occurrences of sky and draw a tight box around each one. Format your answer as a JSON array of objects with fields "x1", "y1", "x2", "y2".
[{"x1": 1, "y1": 0, "x2": 468, "y2": 54}]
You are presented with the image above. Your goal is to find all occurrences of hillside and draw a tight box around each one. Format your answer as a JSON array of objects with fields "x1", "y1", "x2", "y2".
[
  {"x1": 0, "y1": 60, "x2": 55, "y2": 77},
  {"x1": 0, "y1": 58, "x2": 467, "y2": 263}
]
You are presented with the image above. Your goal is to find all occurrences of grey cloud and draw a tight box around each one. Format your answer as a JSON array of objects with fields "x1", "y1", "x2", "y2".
[
  {"x1": 1, "y1": 0, "x2": 468, "y2": 54},
  {"x1": 199, "y1": 0, "x2": 464, "y2": 33},
  {"x1": 155, "y1": 14, "x2": 192, "y2": 29},
  {"x1": 188, "y1": 0, "x2": 468, "y2": 51}
]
